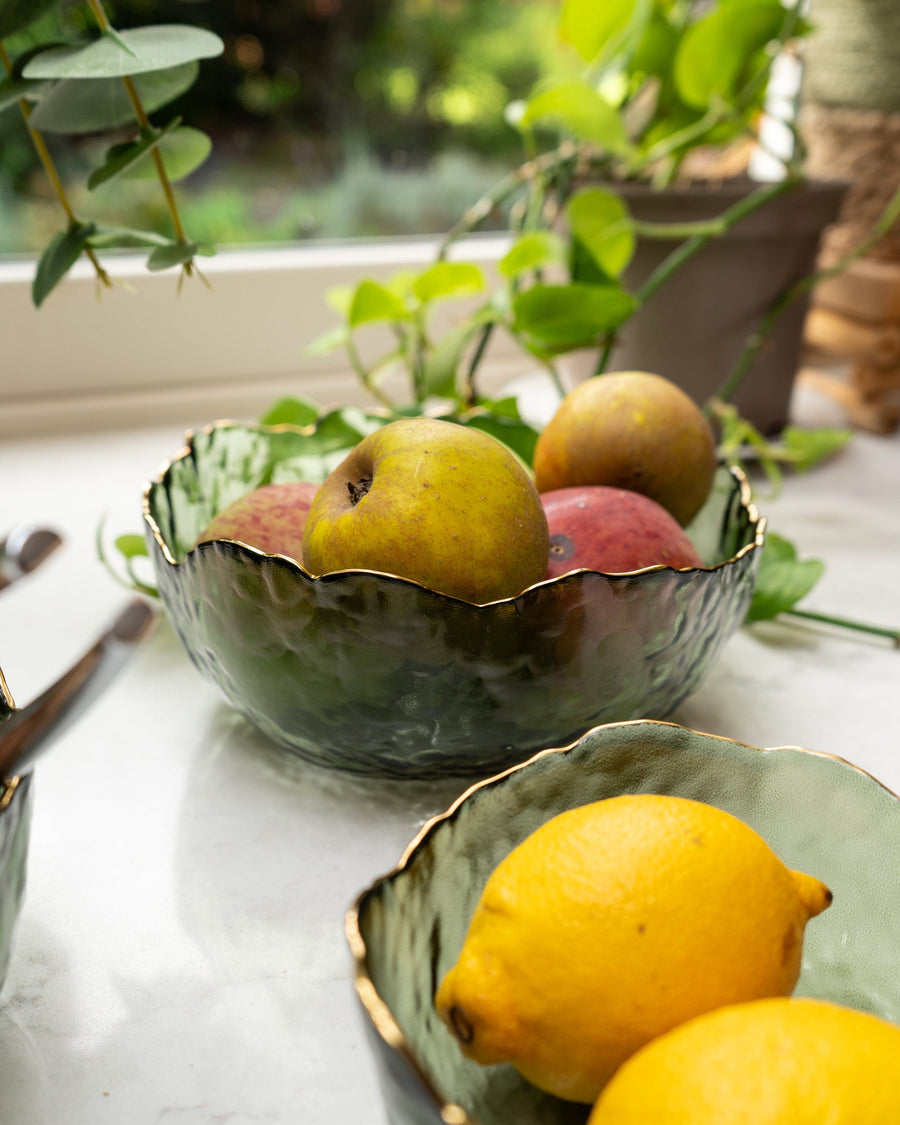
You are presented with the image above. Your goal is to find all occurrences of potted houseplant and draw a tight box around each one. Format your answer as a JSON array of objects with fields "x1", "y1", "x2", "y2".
[{"x1": 308, "y1": 0, "x2": 872, "y2": 435}]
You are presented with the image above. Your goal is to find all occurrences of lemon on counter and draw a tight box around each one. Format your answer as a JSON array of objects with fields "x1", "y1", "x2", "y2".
[
  {"x1": 588, "y1": 996, "x2": 900, "y2": 1123},
  {"x1": 434, "y1": 794, "x2": 831, "y2": 1104}
]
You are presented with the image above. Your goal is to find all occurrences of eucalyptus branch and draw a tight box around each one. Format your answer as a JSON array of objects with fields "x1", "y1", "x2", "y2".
[
  {"x1": 0, "y1": 41, "x2": 112, "y2": 289},
  {"x1": 86, "y1": 0, "x2": 194, "y2": 273},
  {"x1": 711, "y1": 183, "x2": 900, "y2": 408}
]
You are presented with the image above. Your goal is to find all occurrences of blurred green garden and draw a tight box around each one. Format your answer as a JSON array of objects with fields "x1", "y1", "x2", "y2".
[{"x1": 0, "y1": 0, "x2": 565, "y2": 255}]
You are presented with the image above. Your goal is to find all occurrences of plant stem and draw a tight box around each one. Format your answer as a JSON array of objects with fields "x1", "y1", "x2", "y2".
[
  {"x1": 0, "y1": 41, "x2": 112, "y2": 288},
  {"x1": 712, "y1": 183, "x2": 900, "y2": 408},
  {"x1": 635, "y1": 176, "x2": 801, "y2": 307},
  {"x1": 784, "y1": 608, "x2": 900, "y2": 647},
  {"x1": 436, "y1": 142, "x2": 579, "y2": 259},
  {"x1": 593, "y1": 336, "x2": 615, "y2": 377},
  {"x1": 345, "y1": 336, "x2": 395, "y2": 410},
  {"x1": 86, "y1": 0, "x2": 192, "y2": 268}
]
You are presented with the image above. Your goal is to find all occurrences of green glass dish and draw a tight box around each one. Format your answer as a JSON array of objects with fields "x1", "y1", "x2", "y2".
[
  {"x1": 144, "y1": 421, "x2": 764, "y2": 779},
  {"x1": 348, "y1": 720, "x2": 900, "y2": 1125}
]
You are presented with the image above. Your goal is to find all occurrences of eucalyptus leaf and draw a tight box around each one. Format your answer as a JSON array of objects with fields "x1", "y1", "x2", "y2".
[
  {"x1": 87, "y1": 117, "x2": 182, "y2": 189},
  {"x1": 565, "y1": 188, "x2": 635, "y2": 278},
  {"x1": 0, "y1": 0, "x2": 60, "y2": 39},
  {"x1": 32, "y1": 222, "x2": 96, "y2": 307},
  {"x1": 259, "y1": 396, "x2": 321, "y2": 428},
  {"x1": 512, "y1": 282, "x2": 637, "y2": 353},
  {"x1": 520, "y1": 79, "x2": 631, "y2": 154},
  {"x1": 348, "y1": 279, "x2": 407, "y2": 328},
  {"x1": 745, "y1": 532, "x2": 824, "y2": 624},
  {"x1": 29, "y1": 61, "x2": 198, "y2": 134},
  {"x1": 88, "y1": 224, "x2": 173, "y2": 248},
  {"x1": 23, "y1": 25, "x2": 223, "y2": 80},
  {"x1": 674, "y1": 0, "x2": 786, "y2": 110},
  {"x1": 412, "y1": 261, "x2": 485, "y2": 303},
  {"x1": 146, "y1": 240, "x2": 214, "y2": 271},
  {"x1": 100, "y1": 125, "x2": 212, "y2": 186},
  {"x1": 499, "y1": 231, "x2": 567, "y2": 278},
  {"x1": 0, "y1": 74, "x2": 41, "y2": 115}
]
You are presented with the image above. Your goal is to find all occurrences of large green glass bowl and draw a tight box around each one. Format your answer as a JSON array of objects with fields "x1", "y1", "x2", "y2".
[
  {"x1": 347, "y1": 720, "x2": 900, "y2": 1125},
  {"x1": 143, "y1": 421, "x2": 764, "y2": 779}
]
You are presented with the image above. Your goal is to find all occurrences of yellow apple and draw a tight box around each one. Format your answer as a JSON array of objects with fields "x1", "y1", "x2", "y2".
[
  {"x1": 533, "y1": 372, "x2": 718, "y2": 527},
  {"x1": 302, "y1": 417, "x2": 550, "y2": 603}
]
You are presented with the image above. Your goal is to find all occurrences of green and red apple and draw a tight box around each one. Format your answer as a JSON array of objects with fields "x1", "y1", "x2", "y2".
[
  {"x1": 533, "y1": 371, "x2": 717, "y2": 527},
  {"x1": 542, "y1": 486, "x2": 704, "y2": 578},
  {"x1": 301, "y1": 417, "x2": 549, "y2": 603},
  {"x1": 196, "y1": 481, "x2": 319, "y2": 563}
]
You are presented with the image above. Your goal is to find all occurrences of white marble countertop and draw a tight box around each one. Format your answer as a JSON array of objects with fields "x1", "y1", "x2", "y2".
[{"x1": 0, "y1": 395, "x2": 898, "y2": 1124}]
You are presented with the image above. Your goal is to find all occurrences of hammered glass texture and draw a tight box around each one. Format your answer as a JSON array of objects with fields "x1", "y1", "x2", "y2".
[
  {"x1": 0, "y1": 775, "x2": 33, "y2": 996},
  {"x1": 144, "y1": 422, "x2": 762, "y2": 778},
  {"x1": 353, "y1": 721, "x2": 900, "y2": 1125}
]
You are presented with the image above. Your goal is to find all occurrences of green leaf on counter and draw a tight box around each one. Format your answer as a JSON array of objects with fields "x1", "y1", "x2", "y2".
[
  {"x1": 780, "y1": 425, "x2": 853, "y2": 472},
  {"x1": 745, "y1": 532, "x2": 824, "y2": 624}
]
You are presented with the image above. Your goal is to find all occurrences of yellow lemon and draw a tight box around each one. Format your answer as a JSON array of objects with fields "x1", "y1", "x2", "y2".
[
  {"x1": 588, "y1": 997, "x2": 900, "y2": 1123},
  {"x1": 434, "y1": 794, "x2": 831, "y2": 1104}
]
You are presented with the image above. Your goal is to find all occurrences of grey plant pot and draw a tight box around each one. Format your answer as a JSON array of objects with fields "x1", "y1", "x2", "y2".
[{"x1": 565, "y1": 178, "x2": 848, "y2": 435}]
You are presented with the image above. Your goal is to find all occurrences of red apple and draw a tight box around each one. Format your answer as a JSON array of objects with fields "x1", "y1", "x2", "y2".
[
  {"x1": 195, "y1": 481, "x2": 319, "y2": 564},
  {"x1": 542, "y1": 486, "x2": 704, "y2": 578}
]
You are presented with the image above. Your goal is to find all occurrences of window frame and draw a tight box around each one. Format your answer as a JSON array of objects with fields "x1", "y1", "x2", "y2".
[{"x1": 0, "y1": 234, "x2": 531, "y2": 438}]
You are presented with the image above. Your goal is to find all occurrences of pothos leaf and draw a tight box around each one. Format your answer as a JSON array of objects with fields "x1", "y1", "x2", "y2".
[
  {"x1": 259, "y1": 396, "x2": 321, "y2": 428},
  {"x1": 744, "y1": 532, "x2": 825, "y2": 624}
]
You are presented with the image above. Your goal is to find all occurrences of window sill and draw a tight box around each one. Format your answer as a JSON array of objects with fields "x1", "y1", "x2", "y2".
[{"x1": 0, "y1": 235, "x2": 526, "y2": 437}]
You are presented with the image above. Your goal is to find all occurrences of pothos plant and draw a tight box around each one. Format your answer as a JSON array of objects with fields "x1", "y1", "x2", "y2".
[
  {"x1": 0, "y1": 0, "x2": 223, "y2": 305},
  {"x1": 278, "y1": 0, "x2": 898, "y2": 643}
]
